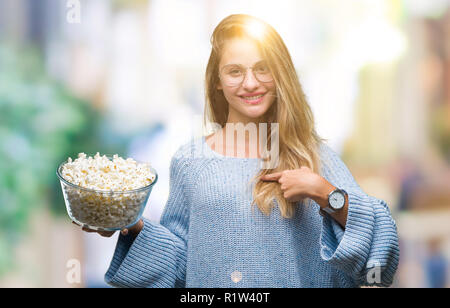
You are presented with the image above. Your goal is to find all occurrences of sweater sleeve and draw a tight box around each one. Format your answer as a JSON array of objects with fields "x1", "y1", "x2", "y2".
[
  {"x1": 104, "y1": 151, "x2": 190, "y2": 288},
  {"x1": 318, "y1": 144, "x2": 399, "y2": 287}
]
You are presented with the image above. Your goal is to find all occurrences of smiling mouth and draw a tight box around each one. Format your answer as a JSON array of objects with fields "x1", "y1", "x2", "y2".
[{"x1": 240, "y1": 93, "x2": 266, "y2": 103}]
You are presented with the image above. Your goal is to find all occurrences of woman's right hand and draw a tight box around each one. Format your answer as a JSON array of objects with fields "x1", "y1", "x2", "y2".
[{"x1": 73, "y1": 219, "x2": 144, "y2": 238}]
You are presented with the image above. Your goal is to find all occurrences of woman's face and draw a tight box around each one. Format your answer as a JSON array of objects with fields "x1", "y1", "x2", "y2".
[{"x1": 217, "y1": 38, "x2": 276, "y2": 124}]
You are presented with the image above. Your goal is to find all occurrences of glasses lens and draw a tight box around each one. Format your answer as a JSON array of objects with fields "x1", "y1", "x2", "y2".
[
  {"x1": 220, "y1": 63, "x2": 273, "y2": 86},
  {"x1": 254, "y1": 64, "x2": 273, "y2": 83},
  {"x1": 221, "y1": 65, "x2": 244, "y2": 86}
]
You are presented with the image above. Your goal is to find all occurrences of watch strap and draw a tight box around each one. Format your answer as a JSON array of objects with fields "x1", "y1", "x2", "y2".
[{"x1": 320, "y1": 206, "x2": 336, "y2": 215}]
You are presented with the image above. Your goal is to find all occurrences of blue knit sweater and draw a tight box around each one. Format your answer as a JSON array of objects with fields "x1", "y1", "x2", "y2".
[{"x1": 105, "y1": 136, "x2": 399, "y2": 288}]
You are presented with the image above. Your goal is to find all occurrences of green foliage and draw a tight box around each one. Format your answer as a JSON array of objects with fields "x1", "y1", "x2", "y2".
[
  {"x1": 431, "y1": 104, "x2": 450, "y2": 164},
  {"x1": 0, "y1": 43, "x2": 122, "y2": 276}
]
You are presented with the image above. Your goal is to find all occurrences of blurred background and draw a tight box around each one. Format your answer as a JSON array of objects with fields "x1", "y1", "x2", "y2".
[{"x1": 0, "y1": 0, "x2": 449, "y2": 288}]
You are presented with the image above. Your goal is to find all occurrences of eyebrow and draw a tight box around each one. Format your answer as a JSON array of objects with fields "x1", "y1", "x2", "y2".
[{"x1": 222, "y1": 60, "x2": 266, "y2": 67}]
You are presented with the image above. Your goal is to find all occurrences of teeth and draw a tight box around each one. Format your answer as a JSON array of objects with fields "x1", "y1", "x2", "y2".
[{"x1": 242, "y1": 94, "x2": 264, "y2": 100}]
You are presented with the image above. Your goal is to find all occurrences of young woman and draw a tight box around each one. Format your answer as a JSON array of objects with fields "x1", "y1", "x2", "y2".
[{"x1": 84, "y1": 14, "x2": 399, "y2": 288}]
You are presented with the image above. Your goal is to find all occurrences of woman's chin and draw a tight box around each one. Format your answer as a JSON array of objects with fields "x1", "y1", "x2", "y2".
[
  {"x1": 241, "y1": 110, "x2": 270, "y2": 121},
  {"x1": 245, "y1": 104, "x2": 272, "y2": 117},
  {"x1": 228, "y1": 100, "x2": 274, "y2": 122}
]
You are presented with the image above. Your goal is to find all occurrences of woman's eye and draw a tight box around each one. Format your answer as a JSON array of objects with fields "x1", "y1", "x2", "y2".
[
  {"x1": 255, "y1": 66, "x2": 270, "y2": 73},
  {"x1": 228, "y1": 69, "x2": 242, "y2": 75}
]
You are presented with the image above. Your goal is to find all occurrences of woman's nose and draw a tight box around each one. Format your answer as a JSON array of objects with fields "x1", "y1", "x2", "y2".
[{"x1": 242, "y1": 69, "x2": 260, "y2": 90}]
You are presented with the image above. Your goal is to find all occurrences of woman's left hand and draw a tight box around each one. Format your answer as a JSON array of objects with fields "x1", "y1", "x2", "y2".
[{"x1": 260, "y1": 167, "x2": 335, "y2": 206}]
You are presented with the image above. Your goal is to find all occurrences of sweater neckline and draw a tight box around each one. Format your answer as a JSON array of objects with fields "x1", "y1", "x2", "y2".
[{"x1": 201, "y1": 135, "x2": 261, "y2": 160}]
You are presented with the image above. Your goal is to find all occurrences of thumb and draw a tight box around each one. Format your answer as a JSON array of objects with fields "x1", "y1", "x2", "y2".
[{"x1": 261, "y1": 172, "x2": 282, "y2": 182}]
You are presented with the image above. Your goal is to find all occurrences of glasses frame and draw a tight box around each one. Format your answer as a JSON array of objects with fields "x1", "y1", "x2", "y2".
[{"x1": 218, "y1": 62, "x2": 274, "y2": 87}]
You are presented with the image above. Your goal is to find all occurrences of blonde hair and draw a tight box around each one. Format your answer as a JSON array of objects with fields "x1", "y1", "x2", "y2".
[{"x1": 204, "y1": 14, "x2": 325, "y2": 218}]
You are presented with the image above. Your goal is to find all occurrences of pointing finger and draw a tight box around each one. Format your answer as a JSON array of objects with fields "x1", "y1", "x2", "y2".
[{"x1": 261, "y1": 172, "x2": 283, "y2": 182}]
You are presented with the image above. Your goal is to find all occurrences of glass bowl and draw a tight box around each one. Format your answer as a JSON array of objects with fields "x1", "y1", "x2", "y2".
[{"x1": 56, "y1": 156, "x2": 158, "y2": 231}]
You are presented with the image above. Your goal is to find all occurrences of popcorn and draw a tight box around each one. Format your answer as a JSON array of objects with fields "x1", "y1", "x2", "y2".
[{"x1": 59, "y1": 152, "x2": 156, "y2": 229}]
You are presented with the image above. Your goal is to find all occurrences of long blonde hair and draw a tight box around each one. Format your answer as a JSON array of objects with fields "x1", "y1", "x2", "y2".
[{"x1": 204, "y1": 14, "x2": 325, "y2": 218}]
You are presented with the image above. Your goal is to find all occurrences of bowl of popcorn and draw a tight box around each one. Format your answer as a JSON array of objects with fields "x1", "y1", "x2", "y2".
[{"x1": 56, "y1": 152, "x2": 157, "y2": 231}]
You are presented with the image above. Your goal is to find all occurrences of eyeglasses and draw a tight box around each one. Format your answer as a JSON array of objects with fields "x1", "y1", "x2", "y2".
[{"x1": 219, "y1": 62, "x2": 273, "y2": 86}]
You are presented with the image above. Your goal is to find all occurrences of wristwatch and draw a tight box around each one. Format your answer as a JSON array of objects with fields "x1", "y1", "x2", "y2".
[{"x1": 320, "y1": 188, "x2": 348, "y2": 216}]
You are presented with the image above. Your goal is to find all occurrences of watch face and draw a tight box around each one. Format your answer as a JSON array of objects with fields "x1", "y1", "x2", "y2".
[{"x1": 329, "y1": 190, "x2": 345, "y2": 210}]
